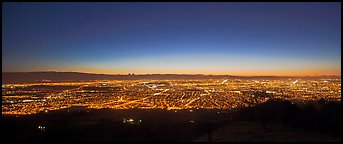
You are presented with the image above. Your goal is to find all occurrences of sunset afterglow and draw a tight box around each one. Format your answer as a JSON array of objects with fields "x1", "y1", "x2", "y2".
[{"x1": 2, "y1": 2, "x2": 341, "y2": 76}]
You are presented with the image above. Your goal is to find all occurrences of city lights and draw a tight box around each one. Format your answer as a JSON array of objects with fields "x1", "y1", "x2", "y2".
[{"x1": 2, "y1": 78, "x2": 341, "y2": 115}]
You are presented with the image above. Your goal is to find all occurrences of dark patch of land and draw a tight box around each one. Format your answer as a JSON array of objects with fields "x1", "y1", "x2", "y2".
[
  {"x1": 1, "y1": 99, "x2": 340, "y2": 142},
  {"x1": 2, "y1": 71, "x2": 340, "y2": 84},
  {"x1": 2, "y1": 108, "x2": 225, "y2": 142}
]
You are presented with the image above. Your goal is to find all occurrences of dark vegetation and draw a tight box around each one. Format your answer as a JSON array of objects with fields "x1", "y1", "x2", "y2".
[{"x1": 236, "y1": 98, "x2": 341, "y2": 136}]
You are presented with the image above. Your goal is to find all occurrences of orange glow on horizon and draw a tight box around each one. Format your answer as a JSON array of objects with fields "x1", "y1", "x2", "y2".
[
  {"x1": 42, "y1": 63, "x2": 341, "y2": 77},
  {"x1": 61, "y1": 69, "x2": 341, "y2": 77}
]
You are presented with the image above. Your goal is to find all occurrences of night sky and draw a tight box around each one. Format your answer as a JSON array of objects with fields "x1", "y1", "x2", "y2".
[{"x1": 2, "y1": 2, "x2": 341, "y2": 76}]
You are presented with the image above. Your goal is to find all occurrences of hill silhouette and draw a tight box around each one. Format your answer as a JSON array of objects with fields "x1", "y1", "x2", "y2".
[
  {"x1": 2, "y1": 71, "x2": 233, "y2": 83},
  {"x1": 2, "y1": 71, "x2": 340, "y2": 84}
]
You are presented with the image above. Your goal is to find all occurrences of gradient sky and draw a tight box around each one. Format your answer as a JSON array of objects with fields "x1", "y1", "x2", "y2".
[{"x1": 2, "y1": 2, "x2": 341, "y2": 76}]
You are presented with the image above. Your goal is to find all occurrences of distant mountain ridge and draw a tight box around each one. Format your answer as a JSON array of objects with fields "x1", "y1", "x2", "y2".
[{"x1": 2, "y1": 71, "x2": 340, "y2": 84}]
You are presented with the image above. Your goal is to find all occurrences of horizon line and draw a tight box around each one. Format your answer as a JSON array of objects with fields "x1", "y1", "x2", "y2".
[{"x1": 2, "y1": 71, "x2": 341, "y2": 77}]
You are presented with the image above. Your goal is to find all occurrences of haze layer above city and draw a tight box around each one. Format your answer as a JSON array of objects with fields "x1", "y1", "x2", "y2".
[{"x1": 2, "y1": 2, "x2": 341, "y2": 76}]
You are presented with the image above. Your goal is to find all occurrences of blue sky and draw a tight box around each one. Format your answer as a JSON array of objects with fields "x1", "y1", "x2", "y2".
[{"x1": 2, "y1": 2, "x2": 341, "y2": 76}]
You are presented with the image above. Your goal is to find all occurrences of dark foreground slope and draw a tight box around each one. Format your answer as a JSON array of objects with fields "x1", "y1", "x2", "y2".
[
  {"x1": 2, "y1": 108, "x2": 226, "y2": 142},
  {"x1": 1, "y1": 99, "x2": 341, "y2": 142}
]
